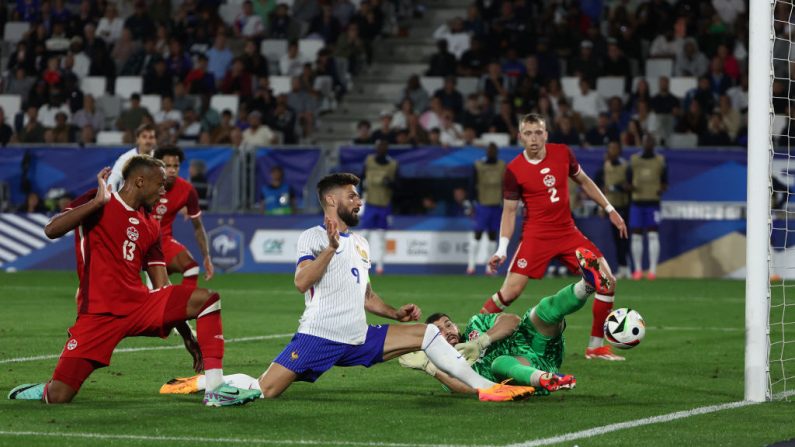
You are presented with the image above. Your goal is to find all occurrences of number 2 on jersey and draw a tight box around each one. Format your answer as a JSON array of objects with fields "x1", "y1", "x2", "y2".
[
  {"x1": 351, "y1": 267, "x2": 360, "y2": 284},
  {"x1": 123, "y1": 240, "x2": 136, "y2": 261},
  {"x1": 548, "y1": 187, "x2": 560, "y2": 203}
]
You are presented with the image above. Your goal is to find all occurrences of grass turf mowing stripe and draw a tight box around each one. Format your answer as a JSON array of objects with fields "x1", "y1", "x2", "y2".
[{"x1": 0, "y1": 333, "x2": 293, "y2": 364}]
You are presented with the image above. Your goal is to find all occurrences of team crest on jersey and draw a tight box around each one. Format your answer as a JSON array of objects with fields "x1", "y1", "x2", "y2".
[
  {"x1": 517, "y1": 258, "x2": 528, "y2": 268},
  {"x1": 126, "y1": 226, "x2": 139, "y2": 241},
  {"x1": 291, "y1": 351, "x2": 299, "y2": 360},
  {"x1": 468, "y1": 330, "x2": 480, "y2": 341},
  {"x1": 355, "y1": 244, "x2": 369, "y2": 263},
  {"x1": 128, "y1": 217, "x2": 139, "y2": 225},
  {"x1": 156, "y1": 204, "x2": 168, "y2": 216},
  {"x1": 66, "y1": 339, "x2": 78, "y2": 350},
  {"x1": 543, "y1": 174, "x2": 556, "y2": 187}
]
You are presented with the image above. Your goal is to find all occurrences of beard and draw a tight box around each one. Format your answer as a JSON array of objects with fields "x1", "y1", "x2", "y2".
[{"x1": 338, "y1": 206, "x2": 360, "y2": 227}]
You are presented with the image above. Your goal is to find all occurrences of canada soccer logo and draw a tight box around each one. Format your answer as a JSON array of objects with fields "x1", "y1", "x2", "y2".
[
  {"x1": 543, "y1": 174, "x2": 556, "y2": 187},
  {"x1": 517, "y1": 258, "x2": 528, "y2": 268},
  {"x1": 156, "y1": 204, "x2": 168, "y2": 216},
  {"x1": 126, "y1": 226, "x2": 139, "y2": 241},
  {"x1": 66, "y1": 339, "x2": 78, "y2": 350}
]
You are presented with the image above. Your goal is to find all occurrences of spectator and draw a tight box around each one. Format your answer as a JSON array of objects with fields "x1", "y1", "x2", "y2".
[
  {"x1": 626, "y1": 78, "x2": 652, "y2": 114},
  {"x1": 727, "y1": 73, "x2": 748, "y2": 115},
  {"x1": 332, "y1": 0, "x2": 356, "y2": 27},
  {"x1": 268, "y1": 3, "x2": 300, "y2": 40},
  {"x1": 189, "y1": 159, "x2": 210, "y2": 210},
  {"x1": 286, "y1": 76, "x2": 318, "y2": 138},
  {"x1": 248, "y1": 77, "x2": 277, "y2": 117},
  {"x1": 335, "y1": 23, "x2": 368, "y2": 76},
  {"x1": 235, "y1": 0, "x2": 266, "y2": 39},
  {"x1": 16, "y1": 106, "x2": 46, "y2": 143},
  {"x1": 352, "y1": 0, "x2": 381, "y2": 43},
  {"x1": 124, "y1": 0, "x2": 156, "y2": 40},
  {"x1": 391, "y1": 98, "x2": 414, "y2": 130},
  {"x1": 603, "y1": 38, "x2": 632, "y2": 80},
  {"x1": 480, "y1": 61, "x2": 511, "y2": 101},
  {"x1": 68, "y1": 37, "x2": 91, "y2": 80},
  {"x1": 220, "y1": 58, "x2": 254, "y2": 97},
  {"x1": 718, "y1": 94, "x2": 741, "y2": 141},
  {"x1": 177, "y1": 109, "x2": 202, "y2": 145},
  {"x1": 269, "y1": 94, "x2": 298, "y2": 144},
  {"x1": 116, "y1": 94, "x2": 150, "y2": 135},
  {"x1": 585, "y1": 112, "x2": 620, "y2": 146},
  {"x1": 17, "y1": 192, "x2": 48, "y2": 213},
  {"x1": 676, "y1": 100, "x2": 707, "y2": 135},
  {"x1": 353, "y1": 119, "x2": 375, "y2": 144},
  {"x1": 172, "y1": 83, "x2": 196, "y2": 114},
  {"x1": 707, "y1": 56, "x2": 732, "y2": 96},
  {"x1": 426, "y1": 40, "x2": 458, "y2": 77},
  {"x1": 72, "y1": 95, "x2": 104, "y2": 133},
  {"x1": 184, "y1": 54, "x2": 217, "y2": 95},
  {"x1": 111, "y1": 28, "x2": 139, "y2": 74},
  {"x1": 165, "y1": 39, "x2": 192, "y2": 81},
  {"x1": 463, "y1": 4, "x2": 486, "y2": 37},
  {"x1": 635, "y1": 99, "x2": 659, "y2": 139},
  {"x1": 570, "y1": 77, "x2": 603, "y2": 125},
  {"x1": 4, "y1": 68, "x2": 35, "y2": 104},
  {"x1": 716, "y1": 43, "x2": 740, "y2": 83},
  {"x1": 461, "y1": 93, "x2": 491, "y2": 135},
  {"x1": 51, "y1": 111, "x2": 76, "y2": 143},
  {"x1": 405, "y1": 114, "x2": 430, "y2": 146},
  {"x1": 439, "y1": 109, "x2": 464, "y2": 146},
  {"x1": 371, "y1": 111, "x2": 397, "y2": 144},
  {"x1": 684, "y1": 76, "x2": 718, "y2": 115},
  {"x1": 428, "y1": 127, "x2": 442, "y2": 146},
  {"x1": 675, "y1": 38, "x2": 709, "y2": 77},
  {"x1": 7, "y1": 42, "x2": 36, "y2": 78},
  {"x1": 433, "y1": 76, "x2": 464, "y2": 118},
  {"x1": 699, "y1": 112, "x2": 732, "y2": 146},
  {"x1": 206, "y1": 33, "x2": 234, "y2": 87},
  {"x1": 458, "y1": 36, "x2": 488, "y2": 77},
  {"x1": 402, "y1": 74, "x2": 429, "y2": 114},
  {"x1": 39, "y1": 91, "x2": 71, "y2": 128},
  {"x1": 432, "y1": 17, "x2": 470, "y2": 59},
  {"x1": 210, "y1": 110, "x2": 236, "y2": 144},
  {"x1": 261, "y1": 165, "x2": 296, "y2": 214},
  {"x1": 96, "y1": 3, "x2": 124, "y2": 44},
  {"x1": 649, "y1": 29, "x2": 683, "y2": 59},
  {"x1": 154, "y1": 96, "x2": 183, "y2": 139},
  {"x1": 549, "y1": 115, "x2": 582, "y2": 146},
  {"x1": 78, "y1": 125, "x2": 95, "y2": 145},
  {"x1": 280, "y1": 40, "x2": 308, "y2": 77},
  {"x1": 620, "y1": 118, "x2": 644, "y2": 147},
  {"x1": 309, "y1": 4, "x2": 342, "y2": 44},
  {"x1": 0, "y1": 108, "x2": 13, "y2": 146},
  {"x1": 568, "y1": 40, "x2": 601, "y2": 84},
  {"x1": 143, "y1": 58, "x2": 174, "y2": 98},
  {"x1": 420, "y1": 96, "x2": 445, "y2": 131},
  {"x1": 650, "y1": 77, "x2": 680, "y2": 115},
  {"x1": 242, "y1": 110, "x2": 278, "y2": 146},
  {"x1": 489, "y1": 99, "x2": 517, "y2": 138},
  {"x1": 712, "y1": 0, "x2": 745, "y2": 27},
  {"x1": 120, "y1": 37, "x2": 159, "y2": 76},
  {"x1": 241, "y1": 39, "x2": 270, "y2": 78}
]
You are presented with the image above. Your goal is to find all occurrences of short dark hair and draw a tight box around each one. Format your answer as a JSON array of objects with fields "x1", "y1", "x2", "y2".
[
  {"x1": 425, "y1": 312, "x2": 449, "y2": 324},
  {"x1": 135, "y1": 123, "x2": 156, "y2": 138},
  {"x1": 316, "y1": 173, "x2": 360, "y2": 208},
  {"x1": 153, "y1": 145, "x2": 185, "y2": 163},
  {"x1": 122, "y1": 155, "x2": 165, "y2": 180}
]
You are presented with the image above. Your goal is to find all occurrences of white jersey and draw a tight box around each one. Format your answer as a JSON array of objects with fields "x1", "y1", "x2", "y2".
[
  {"x1": 295, "y1": 225, "x2": 371, "y2": 344},
  {"x1": 108, "y1": 147, "x2": 140, "y2": 192}
]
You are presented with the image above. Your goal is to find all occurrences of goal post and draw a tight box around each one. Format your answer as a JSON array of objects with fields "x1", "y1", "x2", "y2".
[{"x1": 745, "y1": 0, "x2": 773, "y2": 402}]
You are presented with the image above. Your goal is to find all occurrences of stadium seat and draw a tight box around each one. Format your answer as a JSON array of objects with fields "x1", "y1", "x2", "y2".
[
  {"x1": 645, "y1": 58, "x2": 674, "y2": 77},
  {"x1": 80, "y1": 77, "x2": 107, "y2": 99},
  {"x1": 634, "y1": 77, "x2": 661, "y2": 97},
  {"x1": 480, "y1": 133, "x2": 510, "y2": 146},
  {"x1": 96, "y1": 95, "x2": 122, "y2": 129},
  {"x1": 218, "y1": 2, "x2": 241, "y2": 26},
  {"x1": 261, "y1": 39, "x2": 288, "y2": 62},
  {"x1": 668, "y1": 77, "x2": 697, "y2": 98},
  {"x1": 419, "y1": 77, "x2": 444, "y2": 95},
  {"x1": 0, "y1": 95, "x2": 22, "y2": 119},
  {"x1": 3, "y1": 22, "x2": 30, "y2": 44},
  {"x1": 210, "y1": 95, "x2": 239, "y2": 118},
  {"x1": 667, "y1": 132, "x2": 698, "y2": 148},
  {"x1": 114, "y1": 76, "x2": 143, "y2": 100},
  {"x1": 560, "y1": 76, "x2": 580, "y2": 99},
  {"x1": 96, "y1": 130, "x2": 125, "y2": 144},
  {"x1": 269, "y1": 76, "x2": 292, "y2": 96},
  {"x1": 596, "y1": 77, "x2": 625, "y2": 99},
  {"x1": 138, "y1": 95, "x2": 161, "y2": 115},
  {"x1": 299, "y1": 39, "x2": 324, "y2": 62},
  {"x1": 457, "y1": 77, "x2": 479, "y2": 96}
]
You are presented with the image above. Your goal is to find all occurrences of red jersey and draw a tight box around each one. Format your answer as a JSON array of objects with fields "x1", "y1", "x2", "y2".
[
  {"x1": 503, "y1": 143, "x2": 581, "y2": 237},
  {"x1": 152, "y1": 177, "x2": 201, "y2": 239},
  {"x1": 68, "y1": 191, "x2": 165, "y2": 316}
]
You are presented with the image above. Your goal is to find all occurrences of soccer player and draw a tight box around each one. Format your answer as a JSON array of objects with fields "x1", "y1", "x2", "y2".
[
  {"x1": 628, "y1": 135, "x2": 667, "y2": 280},
  {"x1": 594, "y1": 141, "x2": 631, "y2": 279},
  {"x1": 482, "y1": 113, "x2": 629, "y2": 361},
  {"x1": 467, "y1": 143, "x2": 506, "y2": 275},
  {"x1": 107, "y1": 123, "x2": 158, "y2": 192},
  {"x1": 256, "y1": 173, "x2": 535, "y2": 401},
  {"x1": 7, "y1": 159, "x2": 259, "y2": 406},
  {"x1": 359, "y1": 140, "x2": 397, "y2": 275},
  {"x1": 152, "y1": 145, "x2": 213, "y2": 286},
  {"x1": 399, "y1": 247, "x2": 607, "y2": 394}
]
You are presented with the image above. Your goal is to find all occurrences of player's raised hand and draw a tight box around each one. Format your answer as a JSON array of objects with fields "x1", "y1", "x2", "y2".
[
  {"x1": 324, "y1": 216, "x2": 340, "y2": 249},
  {"x1": 203, "y1": 257, "x2": 214, "y2": 281},
  {"x1": 94, "y1": 167, "x2": 112, "y2": 204},
  {"x1": 395, "y1": 303, "x2": 421, "y2": 322},
  {"x1": 609, "y1": 210, "x2": 628, "y2": 238},
  {"x1": 488, "y1": 254, "x2": 506, "y2": 271}
]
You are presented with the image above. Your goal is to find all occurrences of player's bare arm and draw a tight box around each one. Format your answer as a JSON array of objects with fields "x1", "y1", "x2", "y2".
[
  {"x1": 293, "y1": 217, "x2": 339, "y2": 293},
  {"x1": 190, "y1": 217, "x2": 214, "y2": 280},
  {"x1": 363, "y1": 282, "x2": 422, "y2": 321},
  {"x1": 45, "y1": 167, "x2": 112, "y2": 239},
  {"x1": 488, "y1": 198, "x2": 519, "y2": 270},
  {"x1": 572, "y1": 169, "x2": 628, "y2": 239}
]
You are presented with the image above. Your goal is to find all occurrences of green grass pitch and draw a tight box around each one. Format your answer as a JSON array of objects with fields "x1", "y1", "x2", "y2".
[{"x1": 1, "y1": 271, "x2": 794, "y2": 447}]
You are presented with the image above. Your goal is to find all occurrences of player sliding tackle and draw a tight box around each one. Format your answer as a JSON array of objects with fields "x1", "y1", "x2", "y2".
[
  {"x1": 162, "y1": 173, "x2": 536, "y2": 402},
  {"x1": 398, "y1": 247, "x2": 607, "y2": 394},
  {"x1": 7, "y1": 159, "x2": 260, "y2": 407}
]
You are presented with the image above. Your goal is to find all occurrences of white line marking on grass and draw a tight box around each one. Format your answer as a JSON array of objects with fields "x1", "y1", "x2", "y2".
[
  {"x1": 0, "y1": 333, "x2": 293, "y2": 364},
  {"x1": 0, "y1": 431, "x2": 465, "y2": 447}
]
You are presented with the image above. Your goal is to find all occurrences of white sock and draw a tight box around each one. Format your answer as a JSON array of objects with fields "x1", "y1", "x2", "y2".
[
  {"x1": 374, "y1": 229, "x2": 385, "y2": 269},
  {"x1": 197, "y1": 375, "x2": 206, "y2": 390},
  {"x1": 422, "y1": 324, "x2": 494, "y2": 389},
  {"x1": 648, "y1": 231, "x2": 660, "y2": 274},
  {"x1": 467, "y1": 233, "x2": 478, "y2": 270},
  {"x1": 205, "y1": 369, "x2": 224, "y2": 392},
  {"x1": 529, "y1": 369, "x2": 545, "y2": 387},
  {"x1": 631, "y1": 234, "x2": 643, "y2": 273},
  {"x1": 589, "y1": 336, "x2": 604, "y2": 348},
  {"x1": 573, "y1": 279, "x2": 592, "y2": 299},
  {"x1": 225, "y1": 373, "x2": 261, "y2": 393}
]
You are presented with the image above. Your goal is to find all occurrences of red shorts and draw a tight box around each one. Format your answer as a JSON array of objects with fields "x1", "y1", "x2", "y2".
[
  {"x1": 59, "y1": 284, "x2": 195, "y2": 366},
  {"x1": 509, "y1": 229, "x2": 603, "y2": 279},
  {"x1": 162, "y1": 236, "x2": 189, "y2": 266}
]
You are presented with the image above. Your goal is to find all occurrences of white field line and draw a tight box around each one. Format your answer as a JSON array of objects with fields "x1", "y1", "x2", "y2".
[{"x1": 0, "y1": 333, "x2": 293, "y2": 365}]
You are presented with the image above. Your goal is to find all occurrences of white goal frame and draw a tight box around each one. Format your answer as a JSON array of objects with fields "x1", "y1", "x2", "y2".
[{"x1": 745, "y1": 0, "x2": 773, "y2": 402}]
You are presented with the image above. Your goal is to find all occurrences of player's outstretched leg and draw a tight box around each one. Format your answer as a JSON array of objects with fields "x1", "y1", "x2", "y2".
[
  {"x1": 491, "y1": 356, "x2": 576, "y2": 392},
  {"x1": 576, "y1": 248, "x2": 625, "y2": 361}
]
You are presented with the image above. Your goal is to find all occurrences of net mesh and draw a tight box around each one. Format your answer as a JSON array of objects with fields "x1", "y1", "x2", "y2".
[{"x1": 770, "y1": 0, "x2": 795, "y2": 401}]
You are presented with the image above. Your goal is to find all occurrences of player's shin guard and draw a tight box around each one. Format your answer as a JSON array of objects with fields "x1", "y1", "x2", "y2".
[
  {"x1": 196, "y1": 293, "x2": 224, "y2": 389},
  {"x1": 182, "y1": 262, "x2": 199, "y2": 287},
  {"x1": 533, "y1": 285, "x2": 588, "y2": 325},
  {"x1": 589, "y1": 292, "x2": 614, "y2": 346},
  {"x1": 491, "y1": 356, "x2": 538, "y2": 386},
  {"x1": 422, "y1": 324, "x2": 493, "y2": 390},
  {"x1": 480, "y1": 291, "x2": 510, "y2": 314}
]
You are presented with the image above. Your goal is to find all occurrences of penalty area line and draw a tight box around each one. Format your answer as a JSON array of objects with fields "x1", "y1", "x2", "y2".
[{"x1": 0, "y1": 333, "x2": 293, "y2": 365}]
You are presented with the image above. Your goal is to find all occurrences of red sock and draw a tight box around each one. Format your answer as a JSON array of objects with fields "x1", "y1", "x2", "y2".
[
  {"x1": 480, "y1": 291, "x2": 509, "y2": 314},
  {"x1": 181, "y1": 261, "x2": 199, "y2": 287},
  {"x1": 196, "y1": 292, "x2": 223, "y2": 370},
  {"x1": 591, "y1": 293, "x2": 614, "y2": 338}
]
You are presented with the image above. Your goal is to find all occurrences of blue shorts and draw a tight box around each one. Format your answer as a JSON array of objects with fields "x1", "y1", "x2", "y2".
[
  {"x1": 360, "y1": 204, "x2": 391, "y2": 230},
  {"x1": 474, "y1": 204, "x2": 501, "y2": 233},
  {"x1": 629, "y1": 204, "x2": 661, "y2": 229},
  {"x1": 273, "y1": 325, "x2": 389, "y2": 382}
]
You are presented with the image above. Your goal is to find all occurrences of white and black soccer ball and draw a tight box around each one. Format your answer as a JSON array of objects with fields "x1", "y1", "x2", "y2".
[{"x1": 603, "y1": 308, "x2": 645, "y2": 349}]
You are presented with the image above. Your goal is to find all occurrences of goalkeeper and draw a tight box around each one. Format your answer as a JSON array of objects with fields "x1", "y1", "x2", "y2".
[{"x1": 400, "y1": 247, "x2": 608, "y2": 395}]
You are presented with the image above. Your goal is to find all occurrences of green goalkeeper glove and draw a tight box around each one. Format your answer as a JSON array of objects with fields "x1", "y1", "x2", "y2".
[
  {"x1": 398, "y1": 351, "x2": 438, "y2": 376},
  {"x1": 454, "y1": 333, "x2": 491, "y2": 364}
]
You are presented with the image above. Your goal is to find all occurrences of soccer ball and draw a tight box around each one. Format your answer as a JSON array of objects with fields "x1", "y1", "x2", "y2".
[{"x1": 603, "y1": 308, "x2": 645, "y2": 349}]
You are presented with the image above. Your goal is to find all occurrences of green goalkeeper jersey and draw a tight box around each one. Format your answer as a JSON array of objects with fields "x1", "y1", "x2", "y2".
[{"x1": 462, "y1": 309, "x2": 565, "y2": 382}]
